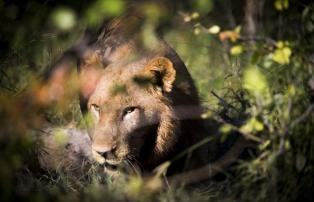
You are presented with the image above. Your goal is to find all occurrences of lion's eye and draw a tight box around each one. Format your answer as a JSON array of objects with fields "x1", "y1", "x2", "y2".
[
  {"x1": 91, "y1": 104, "x2": 101, "y2": 112},
  {"x1": 122, "y1": 107, "x2": 136, "y2": 117}
]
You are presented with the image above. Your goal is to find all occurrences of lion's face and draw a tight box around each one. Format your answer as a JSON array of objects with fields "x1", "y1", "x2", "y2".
[{"x1": 82, "y1": 55, "x2": 178, "y2": 175}]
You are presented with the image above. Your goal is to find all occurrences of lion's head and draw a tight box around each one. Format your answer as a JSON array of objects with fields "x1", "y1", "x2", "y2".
[
  {"x1": 76, "y1": 16, "x2": 206, "y2": 176},
  {"x1": 80, "y1": 53, "x2": 183, "y2": 175}
]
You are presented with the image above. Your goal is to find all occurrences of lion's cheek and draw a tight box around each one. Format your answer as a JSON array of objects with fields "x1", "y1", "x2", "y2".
[{"x1": 122, "y1": 109, "x2": 141, "y2": 132}]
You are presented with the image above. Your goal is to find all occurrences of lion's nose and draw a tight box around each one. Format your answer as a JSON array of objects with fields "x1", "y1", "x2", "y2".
[{"x1": 94, "y1": 146, "x2": 116, "y2": 159}]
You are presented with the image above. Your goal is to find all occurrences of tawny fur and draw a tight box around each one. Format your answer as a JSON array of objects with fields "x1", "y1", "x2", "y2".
[
  {"x1": 40, "y1": 15, "x2": 208, "y2": 176},
  {"x1": 78, "y1": 15, "x2": 208, "y2": 175}
]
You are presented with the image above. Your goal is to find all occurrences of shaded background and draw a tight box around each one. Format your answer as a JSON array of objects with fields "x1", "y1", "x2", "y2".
[{"x1": 0, "y1": 0, "x2": 314, "y2": 201}]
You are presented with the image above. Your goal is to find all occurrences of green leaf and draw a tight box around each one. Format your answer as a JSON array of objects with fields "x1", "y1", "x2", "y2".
[
  {"x1": 240, "y1": 117, "x2": 264, "y2": 134},
  {"x1": 86, "y1": 0, "x2": 125, "y2": 26},
  {"x1": 230, "y1": 45, "x2": 243, "y2": 55},
  {"x1": 208, "y1": 25, "x2": 220, "y2": 34},
  {"x1": 234, "y1": 26, "x2": 242, "y2": 34},
  {"x1": 127, "y1": 176, "x2": 144, "y2": 196},
  {"x1": 251, "y1": 51, "x2": 261, "y2": 65},
  {"x1": 287, "y1": 85, "x2": 296, "y2": 96},
  {"x1": 220, "y1": 133, "x2": 229, "y2": 143},
  {"x1": 259, "y1": 140, "x2": 271, "y2": 151},
  {"x1": 274, "y1": 0, "x2": 289, "y2": 11},
  {"x1": 263, "y1": 54, "x2": 274, "y2": 69},
  {"x1": 243, "y1": 66, "x2": 268, "y2": 96},
  {"x1": 98, "y1": 0, "x2": 125, "y2": 16},
  {"x1": 194, "y1": 27, "x2": 201, "y2": 35},
  {"x1": 271, "y1": 46, "x2": 292, "y2": 65},
  {"x1": 219, "y1": 124, "x2": 232, "y2": 133},
  {"x1": 191, "y1": 12, "x2": 200, "y2": 19},
  {"x1": 193, "y1": 0, "x2": 213, "y2": 14},
  {"x1": 276, "y1": 41, "x2": 284, "y2": 48},
  {"x1": 254, "y1": 119, "x2": 264, "y2": 131},
  {"x1": 51, "y1": 7, "x2": 76, "y2": 31}
]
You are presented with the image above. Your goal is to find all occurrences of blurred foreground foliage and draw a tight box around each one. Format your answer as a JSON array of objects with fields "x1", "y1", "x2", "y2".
[{"x1": 0, "y1": 0, "x2": 314, "y2": 202}]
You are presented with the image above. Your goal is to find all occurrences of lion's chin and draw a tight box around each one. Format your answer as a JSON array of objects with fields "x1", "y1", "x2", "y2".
[{"x1": 103, "y1": 166, "x2": 121, "y2": 178}]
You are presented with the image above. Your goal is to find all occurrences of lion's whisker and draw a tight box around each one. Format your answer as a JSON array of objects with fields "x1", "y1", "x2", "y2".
[{"x1": 125, "y1": 158, "x2": 140, "y2": 176}]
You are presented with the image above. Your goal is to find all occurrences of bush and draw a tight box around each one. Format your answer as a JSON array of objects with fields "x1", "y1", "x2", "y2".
[{"x1": 0, "y1": 0, "x2": 313, "y2": 201}]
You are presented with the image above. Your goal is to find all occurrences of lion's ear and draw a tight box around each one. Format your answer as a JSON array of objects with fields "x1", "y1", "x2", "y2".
[
  {"x1": 144, "y1": 57, "x2": 176, "y2": 93},
  {"x1": 79, "y1": 52, "x2": 105, "y2": 99}
]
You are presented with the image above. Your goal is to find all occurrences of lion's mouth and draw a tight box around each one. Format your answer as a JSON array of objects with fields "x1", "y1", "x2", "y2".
[
  {"x1": 103, "y1": 161, "x2": 119, "y2": 171},
  {"x1": 103, "y1": 159, "x2": 123, "y2": 171},
  {"x1": 101, "y1": 158, "x2": 141, "y2": 176}
]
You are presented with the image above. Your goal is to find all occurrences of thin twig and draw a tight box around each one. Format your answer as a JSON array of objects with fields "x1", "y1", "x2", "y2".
[
  {"x1": 278, "y1": 98, "x2": 292, "y2": 156},
  {"x1": 291, "y1": 104, "x2": 314, "y2": 128},
  {"x1": 278, "y1": 103, "x2": 314, "y2": 157},
  {"x1": 239, "y1": 36, "x2": 277, "y2": 48},
  {"x1": 211, "y1": 91, "x2": 240, "y2": 113},
  {"x1": 169, "y1": 135, "x2": 251, "y2": 187}
]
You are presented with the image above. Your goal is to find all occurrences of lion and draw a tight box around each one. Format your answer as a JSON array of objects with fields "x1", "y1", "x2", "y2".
[
  {"x1": 36, "y1": 15, "x2": 248, "y2": 184},
  {"x1": 76, "y1": 15, "x2": 208, "y2": 176}
]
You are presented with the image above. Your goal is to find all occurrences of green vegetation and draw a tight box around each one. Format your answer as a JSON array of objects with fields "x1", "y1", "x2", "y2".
[{"x1": 0, "y1": 0, "x2": 313, "y2": 201}]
